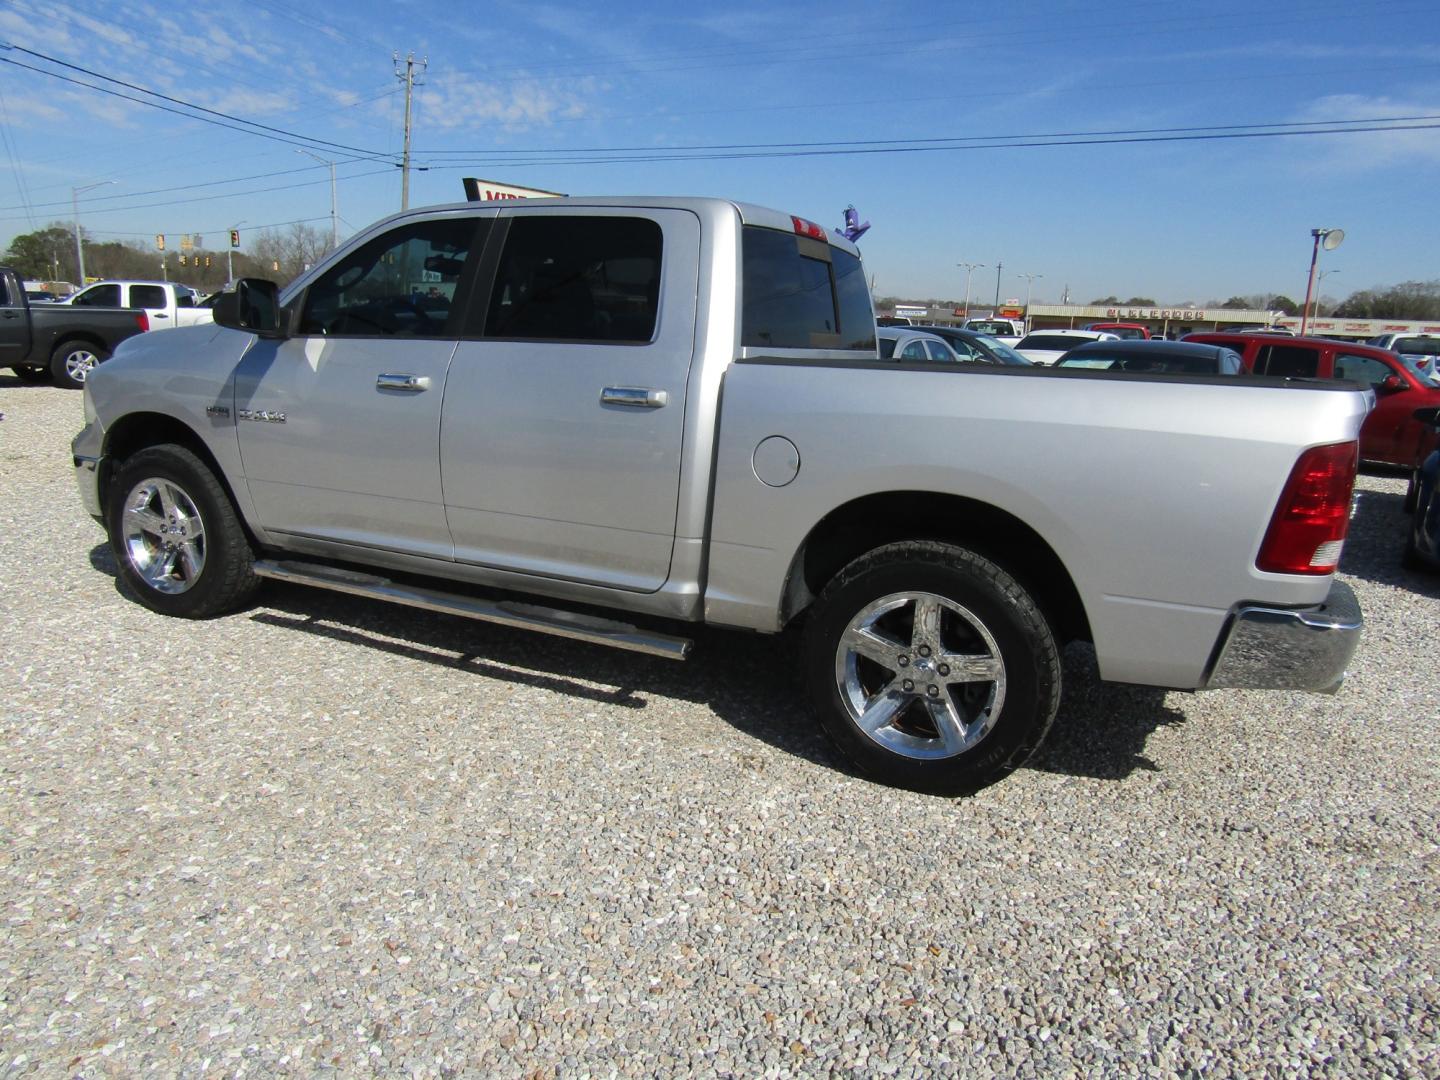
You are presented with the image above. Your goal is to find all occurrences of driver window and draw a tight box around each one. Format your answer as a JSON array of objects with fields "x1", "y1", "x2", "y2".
[
  {"x1": 900, "y1": 340, "x2": 927, "y2": 361},
  {"x1": 925, "y1": 340, "x2": 953, "y2": 362},
  {"x1": 1334, "y1": 353, "x2": 1392, "y2": 388},
  {"x1": 299, "y1": 218, "x2": 478, "y2": 337}
]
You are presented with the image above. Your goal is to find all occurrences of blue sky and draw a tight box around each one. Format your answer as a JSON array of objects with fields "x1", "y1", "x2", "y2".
[{"x1": 1, "y1": 0, "x2": 1437, "y2": 306}]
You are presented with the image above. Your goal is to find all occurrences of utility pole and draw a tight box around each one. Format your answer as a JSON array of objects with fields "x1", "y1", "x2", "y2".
[
  {"x1": 71, "y1": 179, "x2": 116, "y2": 285},
  {"x1": 395, "y1": 52, "x2": 427, "y2": 211},
  {"x1": 957, "y1": 262, "x2": 984, "y2": 319},
  {"x1": 993, "y1": 261, "x2": 1003, "y2": 308}
]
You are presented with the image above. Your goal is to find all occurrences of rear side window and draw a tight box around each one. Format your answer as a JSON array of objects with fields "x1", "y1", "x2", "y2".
[
  {"x1": 484, "y1": 216, "x2": 662, "y2": 343},
  {"x1": 1254, "y1": 344, "x2": 1320, "y2": 377},
  {"x1": 131, "y1": 285, "x2": 167, "y2": 309},
  {"x1": 742, "y1": 226, "x2": 874, "y2": 351},
  {"x1": 1395, "y1": 337, "x2": 1440, "y2": 357}
]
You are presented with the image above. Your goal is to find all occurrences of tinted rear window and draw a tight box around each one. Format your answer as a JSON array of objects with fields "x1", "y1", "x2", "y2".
[
  {"x1": 1254, "y1": 344, "x2": 1320, "y2": 377},
  {"x1": 742, "y1": 226, "x2": 873, "y2": 351},
  {"x1": 1395, "y1": 337, "x2": 1440, "y2": 356},
  {"x1": 1018, "y1": 334, "x2": 1097, "y2": 351},
  {"x1": 131, "y1": 285, "x2": 167, "y2": 309}
]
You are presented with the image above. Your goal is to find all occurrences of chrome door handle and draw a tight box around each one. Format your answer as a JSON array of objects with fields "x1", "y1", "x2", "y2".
[
  {"x1": 601, "y1": 386, "x2": 668, "y2": 408},
  {"x1": 377, "y1": 373, "x2": 431, "y2": 392}
]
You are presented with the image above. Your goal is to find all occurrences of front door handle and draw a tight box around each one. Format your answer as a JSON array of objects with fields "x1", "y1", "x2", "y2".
[
  {"x1": 377, "y1": 373, "x2": 431, "y2": 392},
  {"x1": 601, "y1": 386, "x2": 668, "y2": 408}
]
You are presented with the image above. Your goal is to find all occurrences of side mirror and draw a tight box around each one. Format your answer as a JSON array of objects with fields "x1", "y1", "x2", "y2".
[
  {"x1": 1380, "y1": 373, "x2": 1404, "y2": 393},
  {"x1": 214, "y1": 279, "x2": 284, "y2": 339}
]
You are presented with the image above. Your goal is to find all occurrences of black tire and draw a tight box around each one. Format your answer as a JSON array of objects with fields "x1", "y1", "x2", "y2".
[
  {"x1": 106, "y1": 444, "x2": 259, "y2": 618},
  {"x1": 1403, "y1": 469, "x2": 1419, "y2": 515},
  {"x1": 10, "y1": 365, "x2": 50, "y2": 384},
  {"x1": 50, "y1": 340, "x2": 108, "y2": 389},
  {"x1": 801, "y1": 540, "x2": 1061, "y2": 796}
]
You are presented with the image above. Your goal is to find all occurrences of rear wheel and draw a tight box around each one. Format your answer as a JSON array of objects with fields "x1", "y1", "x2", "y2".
[
  {"x1": 106, "y1": 444, "x2": 259, "y2": 617},
  {"x1": 50, "y1": 340, "x2": 107, "y2": 389},
  {"x1": 802, "y1": 540, "x2": 1061, "y2": 795},
  {"x1": 10, "y1": 365, "x2": 50, "y2": 383},
  {"x1": 1403, "y1": 469, "x2": 1420, "y2": 515}
]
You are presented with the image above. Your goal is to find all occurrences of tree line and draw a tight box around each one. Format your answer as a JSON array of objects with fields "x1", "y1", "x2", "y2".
[{"x1": 3, "y1": 222, "x2": 335, "y2": 294}]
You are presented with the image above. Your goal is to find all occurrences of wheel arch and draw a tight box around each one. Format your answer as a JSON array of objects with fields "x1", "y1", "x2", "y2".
[
  {"x1": 51, "y1": 332, "x2": 110, "y2": 359},
  {"x1": 100, "y1": 413, "x2": 249, "y2": 539},
  {"x1": 780, "y1": 491, "x2": 1092, "y2": 644}
]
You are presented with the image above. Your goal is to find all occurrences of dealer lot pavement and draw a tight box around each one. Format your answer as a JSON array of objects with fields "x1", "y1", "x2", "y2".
[{"x1": 2, "y1": 377, "x2": 1437, "y2": 1075}]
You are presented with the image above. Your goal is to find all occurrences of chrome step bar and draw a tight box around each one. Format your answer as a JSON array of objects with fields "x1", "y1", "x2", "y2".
[{"x1": 252, "y1": 559, "x2": 692, "y2": 660}]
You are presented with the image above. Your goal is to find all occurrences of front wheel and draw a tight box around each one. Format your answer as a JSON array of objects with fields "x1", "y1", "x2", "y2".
[
  {"x1": 106, "y1": 444, "x2": 259, "y2": 618},
  {"x1": 802, "y1": 541, "x2": 1061, "y2": 796},
  {"x1": 50, "y1": 340, "x2": 107, "y2": 389}
]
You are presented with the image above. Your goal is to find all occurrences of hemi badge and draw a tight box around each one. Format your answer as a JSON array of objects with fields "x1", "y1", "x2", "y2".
[{"x1": 238, "y1": 409, "x2": 287, "y2": 424}]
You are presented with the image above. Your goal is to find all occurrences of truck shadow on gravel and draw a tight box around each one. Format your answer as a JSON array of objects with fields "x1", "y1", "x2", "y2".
[
  {"x1": 1342, "y1": 484, "x2": 1440, "y2": 598},
  {"x1": 88, "y1": 544, "x2": 1190, "y2": 787}
]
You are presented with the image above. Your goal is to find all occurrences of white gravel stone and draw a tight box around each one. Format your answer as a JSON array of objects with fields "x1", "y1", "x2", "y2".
[{"x1": 1, "y1": 379, "x2": 1437, "y2": 1076}]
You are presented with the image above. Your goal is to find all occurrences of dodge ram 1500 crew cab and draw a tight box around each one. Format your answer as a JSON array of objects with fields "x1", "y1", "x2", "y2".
[{"x1": 72, "y1": 196, "x2": 1367, "y2": 794}]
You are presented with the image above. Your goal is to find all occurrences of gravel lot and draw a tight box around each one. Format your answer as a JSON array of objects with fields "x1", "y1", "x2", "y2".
[{"x1": 2, "y1": 375, "x2": 1437, "y2": 1077}]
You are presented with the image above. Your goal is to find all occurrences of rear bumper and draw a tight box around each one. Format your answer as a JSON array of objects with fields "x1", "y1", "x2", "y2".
[{"x1": 1202, "y1": 580, "x2": 1362, "y2": 694}]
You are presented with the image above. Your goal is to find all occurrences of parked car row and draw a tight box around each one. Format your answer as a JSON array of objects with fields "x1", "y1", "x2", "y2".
[{"x1": 1403, "y1": 407, "x2": 1440, "y2": 572}]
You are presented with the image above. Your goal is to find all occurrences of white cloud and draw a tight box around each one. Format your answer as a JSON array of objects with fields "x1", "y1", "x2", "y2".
[
  {"x1": 416, "y1": 77, "x2": 599, "y2": 132},
  {"x1": 1295, "y1": 92, "x2": 1440, "y2": 167}
]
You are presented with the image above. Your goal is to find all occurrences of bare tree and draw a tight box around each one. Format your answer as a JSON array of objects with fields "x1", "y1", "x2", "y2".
[{"x1": 249, "y1": 223, "x2": 333, "y2": 288}]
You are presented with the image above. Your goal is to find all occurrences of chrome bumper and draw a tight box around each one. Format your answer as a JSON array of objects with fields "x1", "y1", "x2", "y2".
[
  {"x1": 1203, "y1": 580, "x2": 1362, "y2": 694},
  {"x1": 73, "y1": 454, "x2": 104, "y2": 523}
]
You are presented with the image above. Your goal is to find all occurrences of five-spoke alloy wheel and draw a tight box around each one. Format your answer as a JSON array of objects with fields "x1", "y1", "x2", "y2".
[
  {"x1": 803, "y1": 540, "x2": 1061, "y2": 795},
  {"x1": 120, "y1": 477, "x2": 208, "y2": 595}
]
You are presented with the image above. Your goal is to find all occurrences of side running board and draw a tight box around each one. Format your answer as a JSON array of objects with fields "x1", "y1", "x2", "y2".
[{"x1": 251, "y1": 559, "x2": 693, "y2": 660}]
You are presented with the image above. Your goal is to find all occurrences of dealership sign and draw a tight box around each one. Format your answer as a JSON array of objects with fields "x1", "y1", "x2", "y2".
[
  {"x1": 462, "y1": 177, "x2": 567, "y2": 201},
  {"x1": 1107, "y1": 307, "x2": 1210, "y2": 320}
]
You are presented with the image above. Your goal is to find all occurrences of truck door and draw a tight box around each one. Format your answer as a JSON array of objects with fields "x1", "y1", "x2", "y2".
[
  {"x1": 233, "y1": 214, "x2": 486, "y2": 559},
  {"x1": 0, "y1": 273, "x2": 31, "y2": 367},
  {"x1": 440, "y1": 208, "x2": 700, "y2": 592}
]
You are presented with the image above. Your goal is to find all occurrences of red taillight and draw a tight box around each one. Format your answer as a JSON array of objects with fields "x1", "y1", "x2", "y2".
[
  {"x1": 1256, "y1": 442, "x2": 1357, "y2": 575},
  {"x1": 791, "y1": 216, "x2": 827, "y2": 241},
  {"x1": 135, "y1": 311, "x2": 150, "y2": 332}
]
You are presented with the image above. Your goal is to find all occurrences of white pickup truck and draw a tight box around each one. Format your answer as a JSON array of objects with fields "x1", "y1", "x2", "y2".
[
  {"x1": 62, "y1": 279, "x2": 213, "y2": 330},
  {"x1": 72, "y1": 195, "x2": 1366, "y2": 794}
]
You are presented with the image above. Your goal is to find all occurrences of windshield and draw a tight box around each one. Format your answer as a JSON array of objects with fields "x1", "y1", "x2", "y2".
[
  {"x1": 1400, "y1": 355, "x2": 1440, "y2": 387},
  {"x1": 975, "y1": 335, "x2": 1032, "y2": 365}
]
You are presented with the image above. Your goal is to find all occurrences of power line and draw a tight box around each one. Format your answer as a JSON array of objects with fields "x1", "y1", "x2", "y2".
[
  {"x1": 413, "y1": 113, "x2": 1440, "y2": 159},
  {"x1": 0, "y1": 47, "x2": 397, "y2": 162},
  {"x1": 417, "y1": 119, "x2": 1440, "y2": 169},
  {"x1": 0, "y1": 167, "x2": 396, "y2": 225}
]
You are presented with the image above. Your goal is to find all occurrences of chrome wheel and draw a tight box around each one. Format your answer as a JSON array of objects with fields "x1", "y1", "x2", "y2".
[
  {"x1": 120, "y1": 477, "x2": 207, "y2": 595},
  {"x1": 63, "y1": 348, "x2": 100, "y2": 383},
  {"x1": 834, "y1": 590, "x2": 1007, "y2": 760}
]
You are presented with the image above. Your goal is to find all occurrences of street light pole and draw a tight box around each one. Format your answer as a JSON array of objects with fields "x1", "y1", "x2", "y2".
[
  {"x1": 71, "y1": 180, "x2": 116, "y2": 285},
  {"x1": 993, "y1": 261, "x2": 1003, "y2": 308},
  {"x1": 1313, "y1": 269, "x2": 1341, "y2": 322},
  {"x1": 1018, "y1": 273, "x2": 1043, "y2": 319},
  {"x1": 296, "y1": 150, "x2": 339, "y2": 249},
  {"x1": 957, "y1": 262, "x2": 984, "y2": 319},
  {"x1": 1301, "y1": 227, "x2": 1344, "y2": 335}
]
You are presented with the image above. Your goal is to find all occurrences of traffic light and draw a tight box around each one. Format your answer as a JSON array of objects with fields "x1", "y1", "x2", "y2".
[
  {"x1": 178, "y1": 254, "x2": 187, "y2": 267},
  {"x1": 155, "y1": 234, "x2": 165, "y2": 251},
  {"x1": 230, "y1": 229, "x2": 240, "y2": 248}
]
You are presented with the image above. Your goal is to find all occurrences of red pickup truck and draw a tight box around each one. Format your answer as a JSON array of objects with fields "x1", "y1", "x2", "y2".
[{"x1": 1185, "y1": 332, "x2": 1440, "y2": 468}]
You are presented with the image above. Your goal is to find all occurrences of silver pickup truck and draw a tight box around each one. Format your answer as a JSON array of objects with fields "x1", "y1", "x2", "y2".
[{"x1": 72, "y1": 196, "x2": 1366, "y2": 794}]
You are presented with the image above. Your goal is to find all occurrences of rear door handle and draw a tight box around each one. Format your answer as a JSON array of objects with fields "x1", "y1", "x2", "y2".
[
  {"x1": 601, "y1": 386, "x2": 668, "y2": 408},
  {"x1": 377, "y1": 373, "x2": 431, "y2": 392}
]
